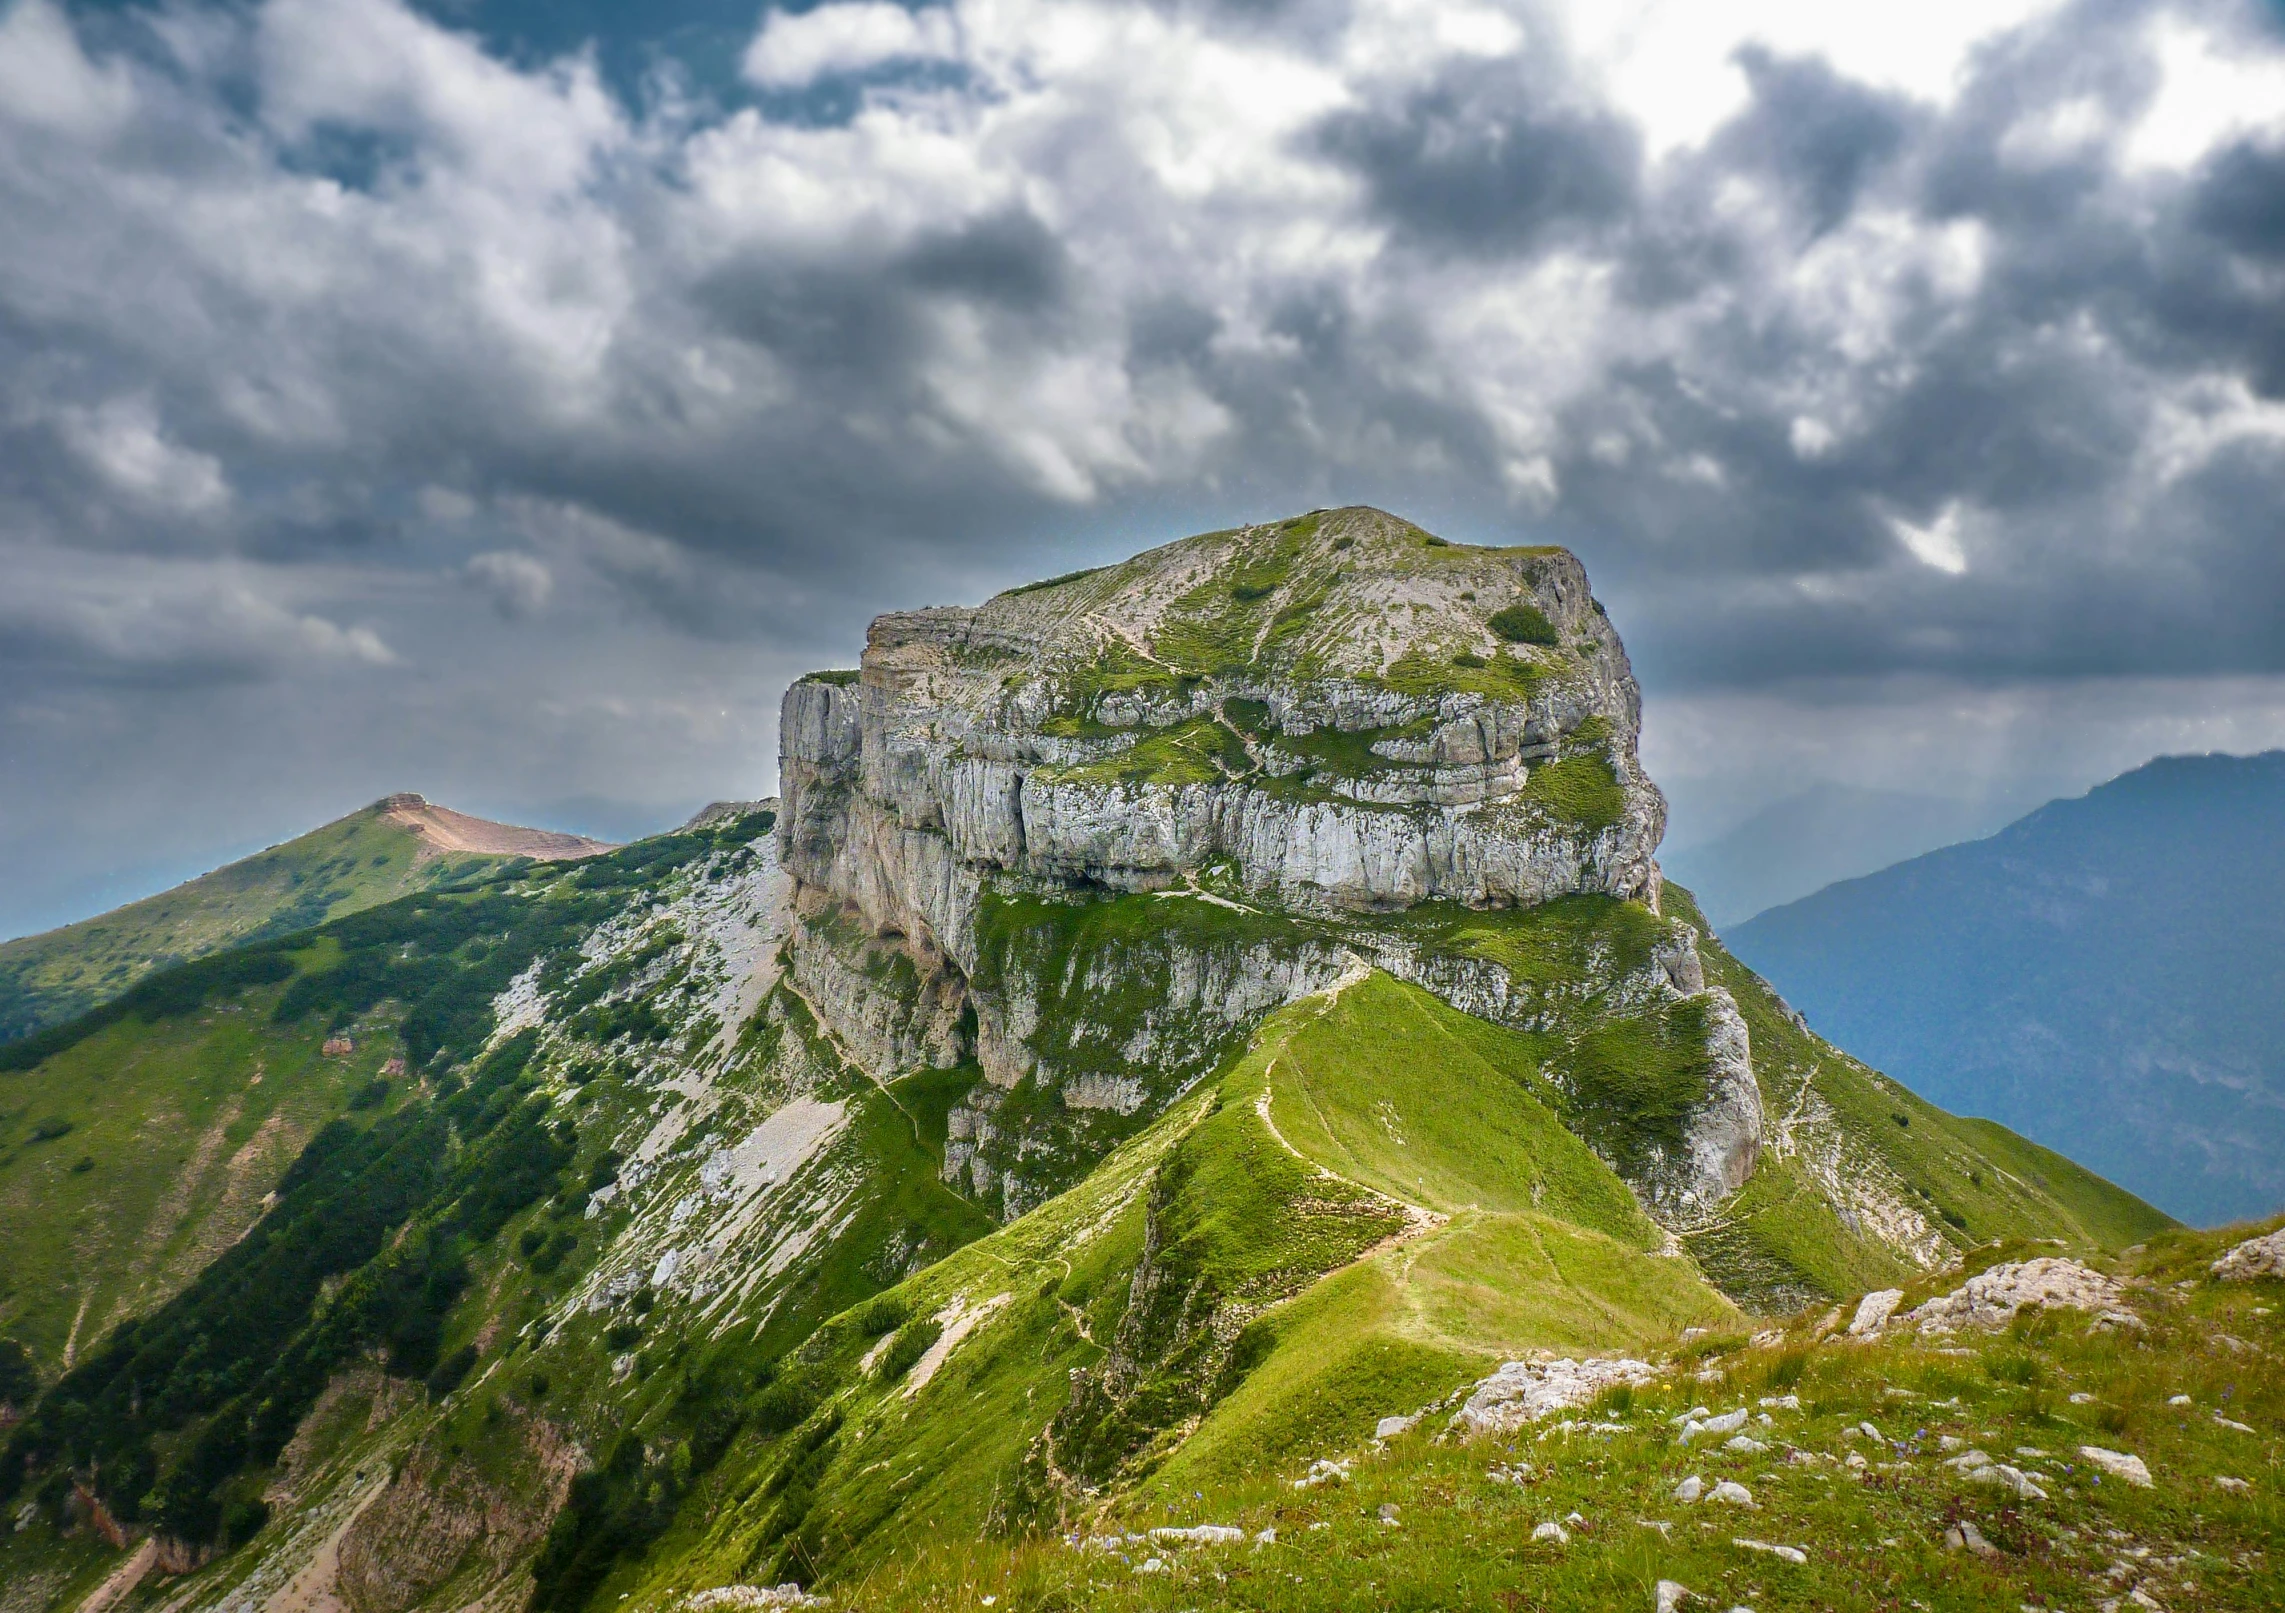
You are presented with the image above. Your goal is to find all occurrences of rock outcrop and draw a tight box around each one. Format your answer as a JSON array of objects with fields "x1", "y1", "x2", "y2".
[
  {"x1": 2212, "y1": 1226, "x2": 2285, "y2": 1281},
  {"x1": 1898, "y1": 1258, "x2": 2128, "y2": 1334}
]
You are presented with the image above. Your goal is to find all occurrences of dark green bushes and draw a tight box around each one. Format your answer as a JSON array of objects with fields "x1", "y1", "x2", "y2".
[
  {"x1": 854, "y1": 1293, "x2": 911, "y2": 1337},
  {"x1": 0, "y1": 1026, "x2": 572, "y2": 1544},
  {"x1": 1488, "y1": 603, "x2": 1559, "y2": 645},
  {"x1": 0, "y1": 1339, "x2": 34, "y2": 1409},
  {"x1": 527, "y1": 1349, "x2": 773, "y2": 1613},
  {"x1": 874, "y1": 1318, "x2": 942, "y2": 1382},
  {"x1": 426, "y1": 1345, "x2": 479, "y2": 1397}
]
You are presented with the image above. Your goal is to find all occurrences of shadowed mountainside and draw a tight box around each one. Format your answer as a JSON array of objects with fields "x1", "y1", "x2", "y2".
[{"x1": 1728, "y1": 751, "x2": 2285, "y2": 1226}]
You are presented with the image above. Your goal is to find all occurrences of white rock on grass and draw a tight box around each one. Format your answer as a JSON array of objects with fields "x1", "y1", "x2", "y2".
[
  {"x1": 2215, "y1": 1475, "x2": 2252, "y2": 1493},
  {"x1": 1708, "y1": 1480, "x2": 1754, "y2": 1507},
  {"x1": 1849, "y1": 1289, "x2": 1905, "y2": 1335},
  {"x1": 1655, "y1": 1581, "x2": 1690, "y2": 1613},
  {"x1": 1149, "y1": 1525, "x2": 1245, "y2": 1546},
  {"x1": 1375, "y1": 1412, "x2": 1422, "y2": 1440},
  {"x1": 1733, "y1": 1538, "x2": 1808, "y2": 1565},
  {"x1": 1532, "y1": 1521, "x2": 1571, "y2": 1543},
  {"x1": 1725, "y1": 1435, "x2": 1769, "y2": 1454},
  {"x1": 683, "y1": 1588, "x2": 825, "y2": 1610},
  {"x1": 2211, "y1": 1226, "x2": 2285, "y2": 1281},
  {"x1": 2079, "y1": 1446, "x2": 2154, "y2": 1487},
  {"x1": 1970, "y1": 1465, "x2": 2049, "y2": 1500},
  {"x1": 2214, "y1": 1414, "x2": 2256, "y2": 1434},
  {"x1": 1679, "y1": 1408, "x2": 1749, "y2": 1444},
  {"x1": 1452, "y1": 1357, "x2": 1658, "y2": 1436},
  {"x1": 1902, "y1": 1258, "x2": 2126, "y2": 1334},
  {"x1": 1943, "y1": 1520, "x2": 1999, "y2": 1558},
  {"x1": 1674, "y1": 1475, "x2": 1704, "y2": 1503}
]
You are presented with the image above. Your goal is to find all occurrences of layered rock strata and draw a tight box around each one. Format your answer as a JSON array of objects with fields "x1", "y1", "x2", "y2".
[{"x1": 778, "y1": 508, "x2": 1760, "y2": 1221}]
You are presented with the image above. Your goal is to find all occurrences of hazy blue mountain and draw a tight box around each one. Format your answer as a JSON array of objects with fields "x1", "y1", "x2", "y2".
[
  {"x1": 1726, "y1": 752, "x2": 2285, "y2": 1226},
  {"x1": 1663, "y1": 785, "x2": 2006, "y2": 927}
]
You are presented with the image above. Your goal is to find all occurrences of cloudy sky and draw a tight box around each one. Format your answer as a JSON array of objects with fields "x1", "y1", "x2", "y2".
[{"x1": 4, "y1": 0, "x2": 2283, "y2": 937}]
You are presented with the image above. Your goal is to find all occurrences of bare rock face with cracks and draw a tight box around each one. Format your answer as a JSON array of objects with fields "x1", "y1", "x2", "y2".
[{"x1": 778, "y1": 506, "x2": 1761, "y2": 1224}]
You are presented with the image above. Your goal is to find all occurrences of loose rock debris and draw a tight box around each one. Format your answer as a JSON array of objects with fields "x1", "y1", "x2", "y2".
[{"x1": 1450, "y1": 1357, "x2": 1658, "y2": 1436}]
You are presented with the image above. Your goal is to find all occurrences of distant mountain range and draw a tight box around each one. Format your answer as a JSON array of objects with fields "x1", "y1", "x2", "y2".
[
  {"x1": 0, "y1": 794, "x2": 613, "y2": 1045},
  {"x1": 1726, "y1": 752, "x2": 2285, "y2": 1227},
  {"x1": 1661, "y1": 784, "x2": 2009, "y2": 928}
]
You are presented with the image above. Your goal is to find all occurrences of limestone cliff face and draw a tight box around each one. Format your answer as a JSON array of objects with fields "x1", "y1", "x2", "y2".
[
  {"x1": 783, "y1": 509, "x2": 1660, "y2": 943},
  {"x1": 778, "y1": 507, "x2": 1756, "y2": 1222}
]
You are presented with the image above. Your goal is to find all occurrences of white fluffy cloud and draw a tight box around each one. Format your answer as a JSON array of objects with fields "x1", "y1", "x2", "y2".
[{"x1": 743, "y1": 2, "x2": 961, "y2": 88}]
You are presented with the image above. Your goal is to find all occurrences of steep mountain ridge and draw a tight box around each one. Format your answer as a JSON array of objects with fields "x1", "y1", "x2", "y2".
[
  {"x1": 0, "y1": 795, "x2": 613, "y2": 1047},
  {"x1": 0, "y1": 511, "x2": 2171, "y2": 1613}
]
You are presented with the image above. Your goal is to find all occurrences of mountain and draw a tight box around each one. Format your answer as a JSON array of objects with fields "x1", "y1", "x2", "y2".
[
  {"x1": 1725, "y1": 751, "x2": 2285, "y2": 1228},
  {"x1": 0, "y1": 510, "x2": 2178, "y2": 1613},
  {"x1": 1661, "y1": 784, "x2": 2006, "y2": 928},
  {"x1": 0, "y1": 794, "x2": 614, "y2": 1046}
]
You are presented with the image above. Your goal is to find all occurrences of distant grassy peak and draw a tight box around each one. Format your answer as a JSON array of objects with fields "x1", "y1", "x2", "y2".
[{"x1": 0, "y1": 797, "x2": 614, "y2": 1045}]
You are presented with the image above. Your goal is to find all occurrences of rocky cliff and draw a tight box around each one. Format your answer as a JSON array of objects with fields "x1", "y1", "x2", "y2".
[{"x1": 778, "y1": 508, "x2": 1755, "y2": 1223}]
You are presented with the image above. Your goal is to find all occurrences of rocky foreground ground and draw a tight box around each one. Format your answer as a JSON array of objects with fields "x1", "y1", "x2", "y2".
[{"x1": 832, "y1": 1226, "x2": 2285, "y2": 1611}]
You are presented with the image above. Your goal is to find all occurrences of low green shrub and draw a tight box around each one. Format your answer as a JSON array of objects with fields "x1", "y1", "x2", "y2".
[
  {"x1": 425, "y1": 1344, "x2": 479, "y2": 1397},
  {"x1": 855, "y1": 1293, "x2": 913, "y2": 1337},
  {"x1": 1488, "y1": 603, "x2": 1559, "y2": 645},
  {"x1": 876, "y1": 1317, "x2": 944, "y2": 1382}
]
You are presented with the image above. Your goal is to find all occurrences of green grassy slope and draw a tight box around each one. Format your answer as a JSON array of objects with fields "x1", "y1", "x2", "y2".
[
  {"x1": 0, "y1": 815, "x2": 768, "y2": 1481},
  {"x1": 594, "y1": 971, "x2": 1739, "y2": 1603},
  {"x1": 843, "y1": 1216, "x2": 2285, "y2": 1612},
  {"x1": 0, "y1": 804, "x2": 505, "y2": 1043},
  {"x1": 572, "y1": 905, "x2": 2177, "y2": 1608},
  {"x1": 0, "y1": 969, "x2": 413, "y2": 1369},
  {"x1": 0, "y1": 858, "x2": 2180, "y2": 1613}
]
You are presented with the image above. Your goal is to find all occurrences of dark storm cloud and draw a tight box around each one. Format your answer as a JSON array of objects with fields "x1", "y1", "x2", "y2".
[
  {"x1": 1315, "y1": 61, "x2": 1639, "y2": 254},
  {"x1": 2193, "y1": 139, "x2": 2285, "y2": 260},
  {"x1": 1712, "y1": 49, "x2": 1915, "y2": 236}
]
